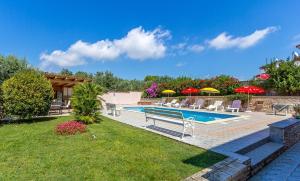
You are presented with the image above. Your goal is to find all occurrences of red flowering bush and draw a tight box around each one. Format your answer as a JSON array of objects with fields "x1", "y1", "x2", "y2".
[{"x1": 55, "y1": 121, "x2": 87, "y2": 135}]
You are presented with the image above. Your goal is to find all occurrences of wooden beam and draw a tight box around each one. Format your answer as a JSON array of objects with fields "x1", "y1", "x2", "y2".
[
  {"x1": 64, "y1": 83, "x2": 75, "y2": 87},
  {"x1": 56, "y1": 82, "x2": 69, "y2": 87},
  {"x1": 45, "y1": 73, "x2": 92, "y2": 89}
]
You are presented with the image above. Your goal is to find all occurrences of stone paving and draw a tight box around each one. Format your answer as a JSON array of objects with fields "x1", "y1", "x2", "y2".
[
  {"x1": 250, "y1": 142, "x2": 300, "y2": 181},
  {"x1": 104, "y1": 106, "x2": 288, "y2": 157}
]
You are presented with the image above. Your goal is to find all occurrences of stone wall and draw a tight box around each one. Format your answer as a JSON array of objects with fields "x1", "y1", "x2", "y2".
[
  {"x1": 251, "y1": 96, "x2": 300, "y2": 113},
  {"x1": 270, "y1": 118, "x2": 300, "y2": 148},
  {"x1": 185, "y1": 158, "x2": 250, "y2": 181},
  {"x1": 142, "y1": 96, "x2": 300, "y2": 112}
]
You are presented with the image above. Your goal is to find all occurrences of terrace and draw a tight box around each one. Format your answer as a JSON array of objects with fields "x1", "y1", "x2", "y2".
[
  {"x1": 104, "y1": 105, "x2": 287, "y2": 156},
  {"x1": 102, "y1": 100, "x2": 297, "y2": 180},
  {"x1": 101, "y1": 86, "x2": 300, "y2": 180}
]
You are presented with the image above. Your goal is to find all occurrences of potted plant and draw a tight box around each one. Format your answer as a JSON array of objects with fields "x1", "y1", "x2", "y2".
[{"x1": 294, "y1": 104, "x2": 300, "y2": 119}]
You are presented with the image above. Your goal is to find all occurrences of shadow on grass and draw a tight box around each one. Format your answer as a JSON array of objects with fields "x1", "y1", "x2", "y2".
[
  {"x1": 146, "y1": 125, "x2": 192, "y2": 138},
  {"x1": 183, "y1": 151, "x2": 226, "y2": 168},
  {"x1": 1, "y1": 116, "x2": 58, "y2": 125}
]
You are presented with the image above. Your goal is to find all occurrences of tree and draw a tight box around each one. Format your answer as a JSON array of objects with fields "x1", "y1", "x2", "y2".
[
  {"x1": 128, "y1": 79, "x2": 144, "y2": 91},
  {"x1": 210, "y1": 75, "x2": 240, "y2": 95},
  {"x1": 264, "y1": 60, "x2": 300, "y2": 95},
  {"x1": 94, "y1": 71, "x2": 144, "y2": 93},
  {"x1": 0, "y1": 55, "x2": 28, "y2": 119},
  {"x1": 74, "y1": 71, "x2": 93, "y2": 79},
  {"x1": 71, "y1": 83, "x2": 103, "y2": 124},
  {"x1": 0, "y1": 55, "x2": 27, "y2": 84},
  {"x1": 2, "y1": 69, "x2": 53, "y2": 119},
  {"x1": 142, "y1": 74, "x2": 242, "y2": 97},
  {"x1": 144, "y1": 75, "x2": 173, "y2": 83},
  {"x1": 60, "y1": 68, "x2": 73, "y2": 76},
  {"x1": 94, "y1": 71, "x2": 119, "y2": 92}
]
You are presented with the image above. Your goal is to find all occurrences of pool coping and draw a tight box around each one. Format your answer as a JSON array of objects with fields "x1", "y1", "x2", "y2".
[{"x1": 122, "y1": 105, "x2": 249, "y2": 125}]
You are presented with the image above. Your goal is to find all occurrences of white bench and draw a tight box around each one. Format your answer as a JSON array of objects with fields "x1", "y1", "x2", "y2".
[{"x1": 144, "y1": 107, "x2": 195, "y2": 138}]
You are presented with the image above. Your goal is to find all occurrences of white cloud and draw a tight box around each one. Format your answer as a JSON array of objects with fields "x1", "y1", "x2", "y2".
[
  {"x1": 70, "y1": 40, "x2": 121, "y2": 60},
  {"x1": 114, "y1": 27, "x2": 169, "y2": 60},
  {"x1": 187, "y1": 44, "x2": 205, "y2": 53},
  {"x1": 208, "y1": 26, "x2": 278, "y2": 49},
  {"x1": 40, "y1": 50, "x2": 85, "y2": 67},
  {"x1": 40, "y1": 26, "x2": 169, "y2": 68},
  {"x1": 171, "y1": 43, "x2": 204, "y2": 55}
]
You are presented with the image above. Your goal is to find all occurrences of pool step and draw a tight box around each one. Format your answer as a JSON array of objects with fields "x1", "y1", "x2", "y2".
[
  {"x1": 244, "y1": 141, "x2": 284, "y2": 174},
  {"x1": 236, "y1": 137, "x2": 270, "y2": 154}
]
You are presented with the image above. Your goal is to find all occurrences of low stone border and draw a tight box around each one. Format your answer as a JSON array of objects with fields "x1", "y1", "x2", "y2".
[{"x1": 185, "y1": 158, "x2": 249, "y2": 181}]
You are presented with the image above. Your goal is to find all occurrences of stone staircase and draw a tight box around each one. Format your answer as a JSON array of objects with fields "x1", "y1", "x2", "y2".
[
  {"x1": 239, "y1": 140, "x2": 284, "y2": 175},
  {"x1": 185, "y1": 118, "x2": 300, "y2": 181},
  {"x1": 186, "y1": 138, "x2": 284, "y2": 181},
  {"x1": 244, "y1": 142, "x2": 283, "y2": 166}
]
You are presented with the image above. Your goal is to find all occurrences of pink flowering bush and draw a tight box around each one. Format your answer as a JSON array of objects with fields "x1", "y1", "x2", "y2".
[
  {"x1": 146, "y1": 82, "x2": 158, "y2": 98},
  {"x1": 55, "y1": 121, "x2": 87, "y2": 135}
]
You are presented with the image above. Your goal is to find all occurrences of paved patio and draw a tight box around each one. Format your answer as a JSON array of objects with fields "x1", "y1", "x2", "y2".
[
  {"x1": 104, "y1": 106, "x2": 289, "y2": 158},
  {"x1": 250, "y1": 142, "x2": 300, "y2": 181}
]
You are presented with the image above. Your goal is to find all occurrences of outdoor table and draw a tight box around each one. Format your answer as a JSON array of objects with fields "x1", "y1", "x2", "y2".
[
  {"x1": 271, "y1": 103, "x2": 295, "y2": 115},
  {"x1": 49, "y1": 104, "x2": 62, "y2": 115}
]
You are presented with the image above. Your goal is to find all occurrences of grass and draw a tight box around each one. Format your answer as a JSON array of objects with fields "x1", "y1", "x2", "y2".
[{"x1": 0, "y1": 115, "x2": 225, "y2": 180}]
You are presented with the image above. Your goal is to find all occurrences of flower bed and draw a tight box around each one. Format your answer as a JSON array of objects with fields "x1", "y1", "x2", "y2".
[{"x1": 55, "y1": 121, "x2": 87, "y2": 135}]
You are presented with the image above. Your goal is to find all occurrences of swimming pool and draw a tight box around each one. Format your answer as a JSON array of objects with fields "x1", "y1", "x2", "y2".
[{"x1": 123, "y1": 106, "x2": 238, "y2": 123}]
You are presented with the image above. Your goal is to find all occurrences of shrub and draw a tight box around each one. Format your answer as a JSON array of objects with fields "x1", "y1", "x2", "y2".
[
  {"x1": 177, "y1": 96, "x2": 187, "y2": 101},
  {"x1": 71, "y1": 83, "x2": 103, "y2": 124},
  {"x1": 226, "y1": 94, "x2": 251, "y2": 105},
  {"x1": 55, "y1": 121, "x2": 87, "y2": 135},
  {"x1": 0, "y1": 55, "x2": 28, "y2": 84},
  {"x1": 263, "y1": 60, "x2": 300, "y2": 95},
  {"x1": 146, "y1": 82, "x2": 159, "y2": 98},
  {"x1": 210, "y1": 75, "x2": 240, "y2": 95},
  {"x1": 2, "y1": 69, "x2": 53, "y2": 119}
]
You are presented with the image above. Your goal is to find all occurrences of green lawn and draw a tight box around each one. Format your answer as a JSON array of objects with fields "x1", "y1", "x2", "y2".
[{"x1": 0, "y1": 116, "x2": 225, "y2": 180}]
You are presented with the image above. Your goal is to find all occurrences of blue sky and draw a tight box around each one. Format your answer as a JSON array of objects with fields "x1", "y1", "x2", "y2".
[{"x1": 0, "y1": 0, "x2": 299, "y2": 80}]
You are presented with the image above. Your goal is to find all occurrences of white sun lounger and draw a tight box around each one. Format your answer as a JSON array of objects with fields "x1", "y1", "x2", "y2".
[
  {"x1": 190, "y1": 99, "x2": 204, "y2": 109},
  {"x1": 173, "y1": 98, "x2": 189, "y2": 108},
  {"x1": 207, "y1": 101, "x2": 223, "y2": 111},
  {"x1": 163, "y1": 99, "x2": 177, "y2": 107},
  {"x1": 154, "y1": 98, "x2": 167, "y2": 106}
]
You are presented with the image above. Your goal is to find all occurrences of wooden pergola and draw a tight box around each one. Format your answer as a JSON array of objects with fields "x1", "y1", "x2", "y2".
[
  {"x1": 45, "y1": 73, "x2": 91, "y2": 87},
  {"x1": 44, "y1": 73, "x2": 91, "y2": 104}
]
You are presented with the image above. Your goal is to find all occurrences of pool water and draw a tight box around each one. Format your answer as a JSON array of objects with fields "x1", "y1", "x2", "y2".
[{"x1": 123, "y1": 106, "x2": 237, "y2": 123}]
